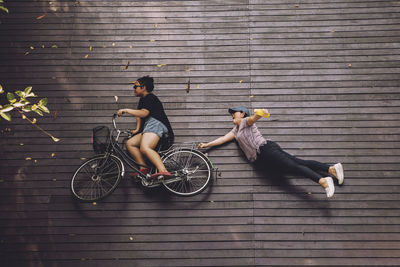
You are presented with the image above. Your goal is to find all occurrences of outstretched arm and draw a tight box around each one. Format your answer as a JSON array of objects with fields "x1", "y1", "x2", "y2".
[{"x1": 198, "y1": 131, "x2": 235, "y2": 149}]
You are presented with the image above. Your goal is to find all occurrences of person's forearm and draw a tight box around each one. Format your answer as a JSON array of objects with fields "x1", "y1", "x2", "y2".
[
  {"x1": 205, "y1": 136, "x2": 227, "y2": 148},
  {"x1": 123, "y1": 108, "x2": 148, "y2": 118}
]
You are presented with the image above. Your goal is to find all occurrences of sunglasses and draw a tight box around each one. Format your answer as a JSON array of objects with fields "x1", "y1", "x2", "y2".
[{"x1": 133, "y1": 85, "x2": 143, "y2": 89}]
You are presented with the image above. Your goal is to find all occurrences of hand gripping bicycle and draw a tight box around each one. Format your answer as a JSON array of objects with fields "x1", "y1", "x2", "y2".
[{"x1": 70, "y1": 114, "x2": 216, "y2": 202}]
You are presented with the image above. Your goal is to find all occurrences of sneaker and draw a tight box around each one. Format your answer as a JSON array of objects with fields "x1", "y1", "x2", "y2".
[
  {"x1": 130, "y1": 168, "x2": 150, "y2": 179},
  {"x1": 150, "y1": 171, "x2": 172, "y2": 180},
  {"x1": 324, "y1": 177, "x2": 335, "y2": 198},
  {"x1": 333, "y1": 163, "x2": 344, "y2": 185}
]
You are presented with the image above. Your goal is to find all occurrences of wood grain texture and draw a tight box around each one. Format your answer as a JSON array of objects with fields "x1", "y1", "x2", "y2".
[{"x1": 1, "y1": 0, "x2": 400, "y2": 266}]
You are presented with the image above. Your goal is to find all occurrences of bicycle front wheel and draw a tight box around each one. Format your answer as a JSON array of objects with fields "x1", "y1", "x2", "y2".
[
  {"x1": 71, "y1": 154, "x2": 124, "y2": 201},
  {"x1": 162, "y1": 149, "x2": 212, "y2": 196}
]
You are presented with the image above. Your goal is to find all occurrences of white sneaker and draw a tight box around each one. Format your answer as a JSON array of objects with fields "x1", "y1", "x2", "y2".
[
  {"x1": 334, "y1": 163, "x2": 344, "y2": 185},
  {"x1": 324, "y1": 177, "x2": 335, "y2": 198}
]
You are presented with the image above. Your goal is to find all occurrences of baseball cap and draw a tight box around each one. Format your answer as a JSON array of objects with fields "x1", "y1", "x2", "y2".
[{"x1": 228, "y1": 106, "x2": 250, "y2": 117}]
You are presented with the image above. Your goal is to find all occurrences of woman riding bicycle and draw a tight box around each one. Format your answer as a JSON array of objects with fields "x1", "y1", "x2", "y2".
[
  {"x1": 198, "y1": 106, "x2": 344, "y2": 198},
  {"x1": 117, "y1": 75, "x2": 174, "y2": 179}
]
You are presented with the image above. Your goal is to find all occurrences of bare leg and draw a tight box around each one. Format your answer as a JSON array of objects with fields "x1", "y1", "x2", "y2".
[
  {"x1": 126, "y1": 134, "x2": 146, "y2": 166},
  {"x1": 140, "y1": 132, "x2": 168, "y2": 172}
]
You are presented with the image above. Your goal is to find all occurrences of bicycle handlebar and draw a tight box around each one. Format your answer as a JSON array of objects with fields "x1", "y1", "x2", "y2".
[{"x1": 112, "y1": 113, "x2": 118, "y2": 129}]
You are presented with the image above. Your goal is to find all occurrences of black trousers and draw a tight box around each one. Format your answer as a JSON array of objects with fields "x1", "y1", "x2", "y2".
[{"x1": 255, "y1": 141, "x2": 330, "y2": 183}]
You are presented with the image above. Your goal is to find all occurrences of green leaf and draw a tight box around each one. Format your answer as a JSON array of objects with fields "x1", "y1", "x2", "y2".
[
  {"x1": 13, "y1": 102, "x2": 26, "y2": 108},
  {"x1": 22, "y1": 105, "x2": 32, "y2": 112},
  {"x1": 15, "y1": 90, "x2": 24, "y2": 98},
  {"x1": 34, "y1": 109, "x2": 43, "y2": 116},
  {"x1": 7, "y1": 92, "x2": 16, "y2": 103},
  {"x1": 1, "y1": 105, "x2": 13, "y2": 113},
  {"x1": 25, "y1": 92, "x2": 37, "y2": 98},
  {"x1": 0, "y1": 6, "x2": 9, "y2": 13},
  {"x1": 51, "y1": 45, "x2": 58, "y2": 48},
  {"x1": 38, "y1": 105, "x2": 50, "y2": 113},
  {"x1": 24, "y1": 86, "x2": 32, "y2": 95},
  {"x1": 39, "y1": 98, "x2": 48, "y2": 106},
  {"x1": 0, "y1": 112, "x2": 11, "y2": 121}
]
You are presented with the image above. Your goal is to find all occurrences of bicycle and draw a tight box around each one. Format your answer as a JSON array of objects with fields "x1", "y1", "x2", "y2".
[{"x1": 70, "y1": 114, "x2": 216, "y2": 202}]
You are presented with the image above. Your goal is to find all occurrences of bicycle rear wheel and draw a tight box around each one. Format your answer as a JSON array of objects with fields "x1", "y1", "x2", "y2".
[
  {"x1": 162, "y1": 149, "x2": 212, "y2": 196},
  {"x1": 71, "y1": 154, "x2": 124, "y2": 201}
]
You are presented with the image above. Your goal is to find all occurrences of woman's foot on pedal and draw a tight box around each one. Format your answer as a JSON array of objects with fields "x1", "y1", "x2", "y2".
[
  {"x1": 150, "y1": 171, "x2": 172, "y2": 180},
  {"x1": 130, "y1": 168, "x2": 150, "y2": 179}
]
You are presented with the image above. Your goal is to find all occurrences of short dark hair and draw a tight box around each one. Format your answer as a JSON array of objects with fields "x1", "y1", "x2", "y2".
[{"x1": 137, "y1": 75, "x2": 154, "y2": 92}]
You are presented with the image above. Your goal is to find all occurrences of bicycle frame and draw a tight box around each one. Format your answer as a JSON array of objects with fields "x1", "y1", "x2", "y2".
[{"x1": 98, "y1": 114, "x2": 217, "y2": 187}]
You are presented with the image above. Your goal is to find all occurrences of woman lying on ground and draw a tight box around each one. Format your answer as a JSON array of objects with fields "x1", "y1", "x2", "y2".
[{"x1": 198, "y1": 106, "x2": 344, "y2": 198}]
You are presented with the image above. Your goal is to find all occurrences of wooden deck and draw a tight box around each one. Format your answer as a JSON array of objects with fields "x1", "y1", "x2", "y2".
[{"x1": 1, "y1": 0, "x2": 400, "y2": 266}]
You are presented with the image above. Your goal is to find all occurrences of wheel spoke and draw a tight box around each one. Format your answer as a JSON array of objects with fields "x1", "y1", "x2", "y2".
[{"x1": 71, "y1": 155, "x2": 122, "y2": 201}]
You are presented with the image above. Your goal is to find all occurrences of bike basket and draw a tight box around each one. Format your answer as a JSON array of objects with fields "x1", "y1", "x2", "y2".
[{"x1": 92, "y1": 126, "x2": 110, "y2": 154}]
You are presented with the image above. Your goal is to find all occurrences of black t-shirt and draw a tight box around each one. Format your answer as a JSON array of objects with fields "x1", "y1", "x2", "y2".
[{"x1": 137, "y1": 93, "x2": 174, "y2": 146}]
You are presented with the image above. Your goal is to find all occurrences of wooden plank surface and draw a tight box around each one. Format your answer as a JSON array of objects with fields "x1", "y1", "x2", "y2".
[{"x1": 1, "y1": 0, "x2": 400, "y2": 266}]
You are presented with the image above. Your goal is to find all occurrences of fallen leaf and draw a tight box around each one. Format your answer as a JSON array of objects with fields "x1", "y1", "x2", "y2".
[
  {"x1": 210, "y1": 200, "x2": 214, "y2": 203},
  {"x1": 51, "y1": 44, "x2": 58, "y2": 48},
  {"x1": 123, "y1": 61, "x2": 130, "y2": 70},
  {"x1": 129, "y1": 236, "x2": 134, "y2": 241},
  {"x1": 89, "y1": 46, "x2": 93, "y2": 51},
  {"x1": 51, "y1": 136, "x2": 60, "y2": 142},
  {"x1": 103, "y1": 45, "x2": 107, "y2": 48},
  {"x1": 294, "y1": 5, "x2": 299, "y2": 8},
  {"x1": 112, "y1": 42, "x2": 115, "y2": 46},
  {"x1": 84, "y1": 54, "x2": 89, "y2": 58},
  {"x1": 307, "y1": 192, "x2": 312, "y2": 195},
  {"x1": 157, "y1": 64, "x2": 166, "y2": 68},
  {"x1": 41, "y1": 45, "x2": 45, "y2": 48},
  {"x1": 185, "y1": 69, "x2": 190, "y2": 72},
  {"x1": 24, "y1": 51, "x2": 30, "y2": 56},
  {"x1": 129, "y1": 45, "x2": 133, "y2": 48},
  {"x1": 80, "y1": 157, "x2": 86, "y2": 160},
  {"x1": 154, "y1": 24, "x2": 157, "y2": 28},
  {"x1": 34, "y1": 160, "x2": 38, "y2": 163},
  {"x1": 114, "y1": 96, "x2": 118, "y2": 102},
  {"x1": 32, "y1": 118, "x2": 37, "y2": 124},
  {"x1": 53, "y1": 178, "x2": 57, "y2": 181},
  {"x1": 26, "y1": 157, "x2": 32, "y2": 160},
  {"x1": 239, "y1": 80, "x2": 243, "y2": 83},
  {"x1": 348, "y1": 64, "x2": 352, "y2": 68},
  {"x1": 53, "y1": 110, "x2": 59, "y2": 119},
  {"x1": 330, "y1": 29, "x2": 335, "y2": 33},
  {"x1": 250, "y1": 95, "x2": 254, "y2": 98},
  {"x1": 20, "y1": 143, "x2": 24, "y2": 146},
  {"x1": 51, "y1": 153, "x2": 55, "y2": 157},
  {"x1": 36, "y1": 14, "x2": 46, "y2": 20},
  {"x1": 30, "y1": 46, "x2": 34, "y2": 50},
  {"x1": 92, "y1": 202, "x2": 97, "y2": 205},
  {"x1": 186, "y1": 79, "x2": 190, "y2": 93},
  {"x1": 197, "y1": 85, "x2": 200, "y2": 89},
  {"x1": 22, "y1": 114, "x2": 27, "y2": 119},
  {"x1": 150, "y1": 39, "x2": 155, "y2": 42}
]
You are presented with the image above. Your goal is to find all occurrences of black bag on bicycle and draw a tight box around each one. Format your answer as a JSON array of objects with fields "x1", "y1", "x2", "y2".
[{"x1": 92, "y1": 126, "x2": 110, "y2": 154}]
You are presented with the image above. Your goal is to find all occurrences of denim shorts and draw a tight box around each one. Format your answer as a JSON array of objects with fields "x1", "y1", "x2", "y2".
[{"x1": 143, "y1": 117, "x2": 168, "y2": 138}]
